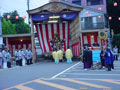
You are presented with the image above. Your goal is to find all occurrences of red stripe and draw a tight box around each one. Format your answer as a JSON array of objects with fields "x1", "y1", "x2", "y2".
[
  {"x1": 62, "y1": 23, "x2": 66, "y2": 51},
  {"x1": 71, "y1": 42, "x2": 79, "y2": 47},
  {"x1": 101, "y1": 40, "x2": 103, "y2": 46},
  {"x1": 87, "y1": 35, "x2": 91, "y2": 47},
  {"x1": 39, "y1": 24, "x2": 47, "y2": 52},
  {"x1": 78, "y1": 45, "x2": 80, "y2": 56},
  {"x1": 51, "y1": 24, "x2": 54, "y2": 40},
  {"x1": 67, "y1": 23, "x2": 70, "y2": 49},
  {"x1": 94, "y1": 35, "x2": 98, "y2": 43},
  {"x1": 75, "y1": 46, "x2": 77, "y2": 56},
  {"x1": 57, "y1": 23, "x2": 60, "y2": 38},
  {"x1": 82, "y1": 35, "x2": 84, "y2": 45},
  {"x1": 45, "y1": 24, "x2": 52, "y2": 52},
  {"x1": 35, "y1": 25, "x2": 43, "y2": 53}
]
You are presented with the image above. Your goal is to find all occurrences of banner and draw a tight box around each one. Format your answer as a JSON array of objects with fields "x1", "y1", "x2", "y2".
[
  {"x1": 92, "y1": 50, "x2": 101, "y2": 62},
  {"x1": 32, "y1": 13, "x2": 78, "y2": 21}
]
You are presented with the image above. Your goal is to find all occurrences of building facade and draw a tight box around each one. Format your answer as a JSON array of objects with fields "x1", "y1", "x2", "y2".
[{"x1": 65, "y1": 0, "x2": 106, "y2": 13}]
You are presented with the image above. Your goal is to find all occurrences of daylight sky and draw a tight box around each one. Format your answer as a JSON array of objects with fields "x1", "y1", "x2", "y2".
[{"x1": 0, "y1": 0, "x2": 49, "y2": 23}]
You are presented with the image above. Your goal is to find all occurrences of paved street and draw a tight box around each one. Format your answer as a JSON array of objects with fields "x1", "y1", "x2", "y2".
[{"x1": 0, "y1": 59, "x2": 120, "y2": 90}]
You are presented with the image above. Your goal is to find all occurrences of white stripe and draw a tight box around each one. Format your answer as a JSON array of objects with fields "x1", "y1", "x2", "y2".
[
  {"x1": 42, "y1": 24, "x2": 49, "y2": 52},
  {"x1": 63, "y1": 73, "x2": 120, "y2": 76},
  {"x1": 65, "y1": 23, "x2": 68, "y2": 49},
  {"x1": 23, "y1": 44, "x2": 26, "y2": 49},
  {"x1": 51, "y1": 62, "x2": 81, "y2": 79},
  {"x1": 60, "y1": 23, "x2": 63, "y2": 40},
  {"x1": 37, "y1": 25, "x2": 44, "y2": 52},
  {"x1": 97, "y1": 36, "x2": 101, "y2": 46},
  {"x1": 18, "y1": 45, "x2": 21, "y2": 49},
  {"x1": 48, "y1": 24, "x2": 52, "y2": 41},
  {"x1": 83, "y1": 36, "x2": 88, "y2": 44},
  {"x1": 13, "y1": 45, "x2": 16, "y2": 55},
  {"x1": 91, "y1": 36, "x2": 94, "y2": 45},
  {"x1": 54, "y1": 23, "x2": 57, "y2": 34}
]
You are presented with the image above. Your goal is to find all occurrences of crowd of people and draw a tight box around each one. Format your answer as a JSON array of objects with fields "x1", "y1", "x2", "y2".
[
  {"x1": 0, "y1": 45, "x2": 119, "y2": 71},
  {"x1": 83, "y1": 46, "x2": 115, "y2": 71},
  {"x1": 0, "y1": 48, "x2": 33, "y2": 69}
]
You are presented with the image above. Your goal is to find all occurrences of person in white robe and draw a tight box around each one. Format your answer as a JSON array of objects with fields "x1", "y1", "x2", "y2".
[
  {"x1": 18, "y1": 48, "x2": 22, "y2": 66},
  {"x1": 22, "y1": 48, "x2": 26, "y2": 66},
  {"x1": 26, "y1": 48, "x2": 33, "y2": 65},
  {"x1": 6, "y1": 50, "x2": 11, "y2": 68},
  {"x1": 15, "y1": 49, "x2": 19, "y2": 65},
  {"x1": 2, "y1": 48, "x2": 7, "y2": 68},
  {"x1": 0, "y1": 49, "x2": 3, "y2": 68}
]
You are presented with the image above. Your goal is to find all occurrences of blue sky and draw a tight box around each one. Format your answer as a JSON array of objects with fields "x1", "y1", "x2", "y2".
[{"x1": 0, "y1": 0, "x2": 49, "y2": 23}]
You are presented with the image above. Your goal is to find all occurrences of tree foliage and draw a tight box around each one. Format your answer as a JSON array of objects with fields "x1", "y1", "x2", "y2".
[
  {"x1": 2, "y1": 10, "x2": 30, "y2": 34},
  {"x1": 112, "y1": 34, "x2": 120, "y2": 48},
  {"x1": 16, "y1": 21, "x2": 30, "y2": 34},
  {"x1": 2, "y1": 18, "x2": 16, "y2": 35}
]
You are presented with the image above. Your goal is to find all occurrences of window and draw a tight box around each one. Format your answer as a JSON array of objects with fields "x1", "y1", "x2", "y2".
[
  {"x1": 72, "y1": 0, "x2": 81, "y2": 5},
  {"x1": 87, "y1": 0, "x2": 103, "y2": 6}
]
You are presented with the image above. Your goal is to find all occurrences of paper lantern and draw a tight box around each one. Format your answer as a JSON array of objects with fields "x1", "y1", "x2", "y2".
[
  {"x1": 114, "y1": 2, "x2": 117, "y2": 6},
  {"x1": 23, "y1": 16, "x2": 26, "y2": 19},
  {"x1": 109, "y1": 16, "x2": 112, "y2": 20},
  {"x1": 15, "y1": 16, "x2": 19, "y2": 19},
  {"x1": 88, "y1": 14, "x2": 91, "y2": 17},
  {"x1": 118, "y1": 17, "x2": 120, "y2": 21},
  {"x1": 98, "y1": 8, "x2": 102, "y2": 11},
  {"x1": 7, "y1": 15, "x2": 10, "y2": 19},
  {"x1": 98, "y1": 16, "x2": 101, "y2": 19},
  {"x1": 85, "y1": 11, "x2": 88, "y2": 14}
]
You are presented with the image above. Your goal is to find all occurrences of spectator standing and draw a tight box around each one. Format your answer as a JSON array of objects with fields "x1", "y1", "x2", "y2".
[
  {"x1": 26, "y1": 48, "x2": 33, "y2": 65},
  {"x1": 2, "y1": 48, "x2": 7, "y2": 68},
  {"x1": 15, "y1": 49, "x2": 19, "y2": 65},
  {"x1": 0, "y1": 49, "x2": 3, "y2": 68},
  {"x1": 100, "y1": 47, "x2": 105, "y2": 68},
  {"x1": 113, "y1": 46, "x2": 118, "y2": 60},
  {"x1": 6, "y1": 50, "x2": 11, "y2": 68},
  {"x1": 22, "y1": 48, "x2": 26, "y2": 66},
  {"x1": 104, "y1": 48, "x2": 112, "y2": 71}
]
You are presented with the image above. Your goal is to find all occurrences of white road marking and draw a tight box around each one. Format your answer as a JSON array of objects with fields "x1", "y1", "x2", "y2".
[
  {"x1": 51, "y1": 62, "x2": 81, "y2": 79},
  {"x1": 63, "y1": 73, "x2": 120, "y2": 76}
]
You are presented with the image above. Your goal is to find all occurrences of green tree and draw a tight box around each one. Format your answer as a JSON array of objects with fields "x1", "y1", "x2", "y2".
[
  {"x1": 15, "y1": 21, "x2": 30, "y2": 34},
  {"x1": 2, "y1": 18, "x2": 16, "y2": 35},
  {"x1": 3, "y1": 10, "x2": 24, "y2": 24},
  {"x1": 112, "y1": 34, "x2": 120, "y2": 48},
  {"x1": 2, "y1": 10, "x2": 30, "y2": 34}
]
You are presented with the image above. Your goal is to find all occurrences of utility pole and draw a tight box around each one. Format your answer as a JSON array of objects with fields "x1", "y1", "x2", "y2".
[{"x1": 27, "y1": 0, "x2": 30, "y2": 25}]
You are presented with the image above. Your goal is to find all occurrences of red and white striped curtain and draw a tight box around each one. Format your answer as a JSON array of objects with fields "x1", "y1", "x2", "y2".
[
  {"x1": 82, "y1": 35, "x2": 107, "y2": 47},
  {"x1": 35, "y1": 23, "x2": 70, "y2": 53},
  {"x1": 72, "y1": 42, "x2": 80, "y2": 56}
]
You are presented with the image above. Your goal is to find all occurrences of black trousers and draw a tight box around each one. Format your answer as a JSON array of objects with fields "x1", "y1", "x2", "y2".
[
  {"x1": 27, "y1": 59, "x2": 30, "y2": 65},
  {"x1": 16, "y1": 61, "x2": 19, "y2": 65},
  {"x1": 114, "y1": 54, "x2": 118, "y2": 60},
  {"x1": 7, "y1": 62, "x2": 11, "y2": 68},
  {"x1": 111, "y1": 62, "x2": 114, "y2": 69},
  {"x1": 18, "y1": 59, "x2": 22, "y2": 66},
  {"x1": 30, "y1": 58, "x2": 33, "y2": 64},
  {"x1": 106, "y1": 64, "x2": 111, "y2": 71}
]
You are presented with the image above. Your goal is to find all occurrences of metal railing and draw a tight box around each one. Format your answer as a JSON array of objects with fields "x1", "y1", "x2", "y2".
[{"x1": 81, "y1": 22, "x2": 105, "y2": 30}]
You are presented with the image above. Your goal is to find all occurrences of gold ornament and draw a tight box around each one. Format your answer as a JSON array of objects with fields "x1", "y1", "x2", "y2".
[{"x1": 98, "y1": 31, "x2": 107, "y2": 41}]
